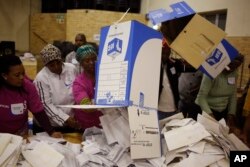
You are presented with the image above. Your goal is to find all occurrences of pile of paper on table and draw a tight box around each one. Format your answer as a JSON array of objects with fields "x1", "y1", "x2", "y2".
[
  {"x1": 158, "y1": 112, "x2": 249, "y2": 167},
  {"x1": 69, "y1": 109, "x2": 249, "y2": 167},
  {"x1": 6, "y1": 108, "x2": 248, "y2": 167}
]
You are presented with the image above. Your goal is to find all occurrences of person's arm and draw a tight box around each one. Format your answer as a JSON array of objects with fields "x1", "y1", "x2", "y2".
[
  {"x1": 228, "y1": 84, "x2": 237, "y2": 115},
  {"x1": 227, "y1": 73, "x2": 238, "y2": 127},
  {"x1": 33, "y1": 111, "x2": 55, "y2": 135},
  {"x1": 33, "y1": 111, "x2": 62, "y2": 138},
  {"x1": 24, "y1": 79, "x2": 62, "y2": 137},
  {"x1": 33, "y1": 78, "x2": 70, "y2": 126},
  {"x1": 195, "y1": 74, "x2": 213, "y2": 114},
  {"x1": 73, "y1": 77, "x2": 95, "y2": 112}
]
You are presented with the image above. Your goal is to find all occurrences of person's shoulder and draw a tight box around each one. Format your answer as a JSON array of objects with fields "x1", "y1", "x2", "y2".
[
  {"x1": 64, "y1": 62, "x2": 75, "y2": 67},
  {"x1": 73, "y1": 73, "x2": 84, "y2": 83},
  {"x1": 34, "y1": 67, "x2": 49, "y2": 81},
  {"x1": 23, "y1": 78, "x2": 36, "y2": 91},
  {"x1": 64, "y1": 62, "x2": 77, "y2": 70}
]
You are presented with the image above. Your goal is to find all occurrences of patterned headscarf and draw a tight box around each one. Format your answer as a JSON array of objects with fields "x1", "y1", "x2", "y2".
[
  {"x1": 76, "y1": 44, "x2": 96, "y2": 63},
  {"x1": 40, "y1": 44, "x2": 62, "y2": 65}
]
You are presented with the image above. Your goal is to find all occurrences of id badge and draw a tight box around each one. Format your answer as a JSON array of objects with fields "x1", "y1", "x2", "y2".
[
  {"x1": 228, "y1": 77, "x2": 235, "y2": 85},
  {"x1": 11, "y1": 103, "x2": 24, "y2": 115}
]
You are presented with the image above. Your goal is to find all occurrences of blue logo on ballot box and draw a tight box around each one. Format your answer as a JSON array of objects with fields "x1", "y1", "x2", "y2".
[
  {"x1": 107, "y1": 38, "x2": 122, "y2": 59},
  {"x1": 206, "y1": 48, "x2": 223, "y2": 66}
]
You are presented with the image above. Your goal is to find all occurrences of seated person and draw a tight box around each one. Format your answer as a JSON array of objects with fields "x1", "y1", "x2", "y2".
[
  {"x1": 73, "y1": 44, "x2": 103, "y2": 130},
  {"x1": 0, "y1": 55, "x2": 61, "y2": 138},
  {"x1": 33, "y1": 44, "x2": 81, "y2": 133}
]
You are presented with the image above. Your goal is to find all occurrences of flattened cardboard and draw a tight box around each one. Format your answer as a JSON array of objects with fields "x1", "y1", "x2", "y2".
[{"x1": 170, "y1": 14, "x2": 226, "y2": 68}]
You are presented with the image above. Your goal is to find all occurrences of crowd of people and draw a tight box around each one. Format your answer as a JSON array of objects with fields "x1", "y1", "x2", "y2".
[{"x1": 0, "y1": 31, "x2": 249, "y2": 145}]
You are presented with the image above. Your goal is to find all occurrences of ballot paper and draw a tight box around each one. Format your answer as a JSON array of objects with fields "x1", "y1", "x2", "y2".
[
  {"x1": 22, "y1": 141, "x2": 64, "y2": 167},
  {"x1": 209, "y1": 158, "x2": 229, "y2": 167},
  {"x1": 188, "y1": 141, "x2": 206, "y2": 154},
  {"x1": 29, "y1": 132, "x2": 66, "y2": 144},
  {"x1": 227, "y1": 133, "x2": 249, "y2": 151},
  {"x1": 100, "y1": 113, "x2": 121, "y2": 145},
  {"x1": 173, "y1": 152, "x2": 225, "y2": 167},
  {"x1": 106, "y1": 144, "x2": 126, "y2": 163},
  {"x1": 159, "y1": 112, "x2": 184, "y2": 129},
  {"x1": 76, "y1": 152, "x2": 90, "y2": 166},
  {"x1": 164, "y1": 122, "x2": 211, "y2": 151},
  {"x1": 0, "y1": 133, "x2": 23, "y2": 167},
  {"x1": 129, "y1": 106, "x2": 161, "y2": 159},
  {"x1": 116, "y1": 152, "x2": 133, "y2": 167},
  {"x1": 164, "y1": 118, "x2": 194, "y2": 127},
  {"x1": 109, "y1": 116, "x2": 130, "y2": 148},
  {"x1": 197, "y1": 114, "x2": 221, "y2": 134},
  {"x1": 148, "y1": 156, "x2": 166, "y2": 167},
  {"x1": 0, "y1": 133, "x2": 12, "y2": 155}
]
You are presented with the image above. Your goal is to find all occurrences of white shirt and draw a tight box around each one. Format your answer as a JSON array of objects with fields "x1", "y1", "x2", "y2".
[
  {"x1": 158, "y1": 65, "x2": 176, "y2": 112},
  {"x1": 34, "y1": 63, "x2": 77, "y2": 127}
]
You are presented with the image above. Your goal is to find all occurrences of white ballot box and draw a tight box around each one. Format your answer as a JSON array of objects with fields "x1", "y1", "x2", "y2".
[{"x1": 95, "y1": 20, "x2": 163, "y2": 159}]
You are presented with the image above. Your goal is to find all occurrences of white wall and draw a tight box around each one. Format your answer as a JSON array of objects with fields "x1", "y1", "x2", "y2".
[{"x1": 140, "y1": 0, "x2": 250, "y2": 36}]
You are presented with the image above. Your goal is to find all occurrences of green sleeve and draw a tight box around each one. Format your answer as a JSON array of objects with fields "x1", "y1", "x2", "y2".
[
  {"x1": 195, "y1": 74, "x2": 213, "y2": 114},
  {"x1": 228, "y1": 76, "x2": 238, "y2": 115}
]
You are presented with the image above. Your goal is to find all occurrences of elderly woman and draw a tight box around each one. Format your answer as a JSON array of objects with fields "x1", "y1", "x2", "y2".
[
  {"x1": 34, "y1": 44, "x2": 81, "y2": 133},
  {"x1": 0, "y1": 55, "x2": 61, "y2": 138},
  {"x1": 73, "y1": 44, "x2": 103, "y2": 130}
]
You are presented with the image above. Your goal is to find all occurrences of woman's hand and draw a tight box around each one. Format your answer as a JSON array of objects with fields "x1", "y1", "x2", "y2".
[
  {"x1": 50, "y1": 131, "x2": 63, "y2": 138},
  {"x1": 65, "y1": 117, "x2": 82, "y2": 130}
]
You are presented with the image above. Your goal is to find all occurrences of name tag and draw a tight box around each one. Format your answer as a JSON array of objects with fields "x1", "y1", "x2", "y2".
[
  {"x1": 228, "y1": 77, "x2": 235, "y2": 85},
  {"x1": 11, "y1": 103, "x2": 24, "y2": 115}
]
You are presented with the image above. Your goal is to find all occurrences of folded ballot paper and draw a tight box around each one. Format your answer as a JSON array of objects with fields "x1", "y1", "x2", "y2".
[
  {"x1": 22, "y1": 141, "x2": 64, "y2": 167},
  {"x1": 0, "y1": 133, "x2": 23, "y2": 167}
]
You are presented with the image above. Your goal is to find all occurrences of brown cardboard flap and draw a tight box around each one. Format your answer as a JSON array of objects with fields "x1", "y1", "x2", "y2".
[{"x1": 170, "y1": 14, "x2": 226, "y2": 68}]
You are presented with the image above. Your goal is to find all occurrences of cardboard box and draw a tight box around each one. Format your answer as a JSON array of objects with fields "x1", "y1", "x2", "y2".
[
  {"x1": 199, "y1": 39, "x2": 238, "y2": 79},
  {"x1": 95, "y1": 20, "x2": 162, "y2": 159},
  {"x1": 95, "y1": 20, "x2": 162, "y2": 107},
  {"x1": 148, "y1": 1, "x2": 226, "y2": 68}
]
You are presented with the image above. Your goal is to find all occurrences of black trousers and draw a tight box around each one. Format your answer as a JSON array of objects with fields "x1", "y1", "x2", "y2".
[
  {"x1": 178, "y1": 100, "x2": 202, "y2": 120},
  {"x1": 211, "y1": 108, "x2": 228, "y2": 121}
]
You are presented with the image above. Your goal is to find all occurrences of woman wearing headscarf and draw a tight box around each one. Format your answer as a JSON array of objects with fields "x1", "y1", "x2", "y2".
[
  {"x1": 34, "y1": 44, "x2": 81, "y2": 132},
  {"x1": 0, "y1": 55, "x2": 61, "y2": 138},
  {"x1": 73, "y1": 44, "x2": 103, "y2": 130}
]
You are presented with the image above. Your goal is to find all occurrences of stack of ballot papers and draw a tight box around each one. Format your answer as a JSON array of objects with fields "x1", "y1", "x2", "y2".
[
  {"x1": 5, "y1": 109, "x2": 249, "y2": 167},
  {"x1": 0, "y1": 133, "x2": 23, "y2": 167},
  {"x1": 158, "y1": 112, "x2": 249, "y2": 167}
]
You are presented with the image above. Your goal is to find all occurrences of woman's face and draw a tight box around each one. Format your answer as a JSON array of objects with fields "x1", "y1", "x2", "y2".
[
  {"x1": 46, "y1": 59, "x2": 63, "y2": 75},
  {"x1": 1, "y1": 64, "x2": 25, "y2": 87},
  {"x1": 81, "y1": 54, "x2": 97, "y2": 75}
]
